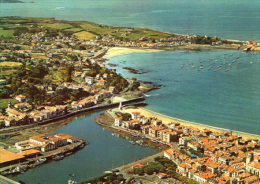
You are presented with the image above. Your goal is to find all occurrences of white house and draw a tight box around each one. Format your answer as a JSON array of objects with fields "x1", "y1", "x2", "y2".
[
  {"x1": 97, "y1": 80, "x2": 106, "y2": 85},
  {"x1": 85, "y1": 77, "x2": 94, "y2": 85},
  {"x1": 41, "y1": 143, "x2": 55, "y2": 152},
  {"x1": 109, "y1": 86, "x2": 116, "y2": 93},
  {"x1": 14, "y1": 103, "x2": 26, "y2": 109},
  {"x1": 15, "y1": 95, "x2": 26, "y2": 102},
  {"x1": 114, "y1": 117, "x2": 123, "y2": 127},
  {"x1": 121, "y1": 120, "x2": 141, "y2": 129},
  {"x1": 131, "y1": 112, "x2": 140, "y2": 120},
  {"x1": 74, "y1": 72, "x2": 82, "y2": 77}
]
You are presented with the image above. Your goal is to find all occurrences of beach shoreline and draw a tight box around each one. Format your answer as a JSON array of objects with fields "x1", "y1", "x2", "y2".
[
  {"x1": 120, "y1": 107, "x2": 260, "y2": 140},
  {"x1": 104, "y1": 44, "x2": 245, "y2": 58}
]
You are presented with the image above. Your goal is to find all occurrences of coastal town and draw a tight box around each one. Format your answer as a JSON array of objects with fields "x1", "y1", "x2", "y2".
[
  {"x1": 0, "y1": 16, "x2": 259, "y2": 184},
  {"x1": 93, "y1": 106, "x2": 260, "y2": 184}
]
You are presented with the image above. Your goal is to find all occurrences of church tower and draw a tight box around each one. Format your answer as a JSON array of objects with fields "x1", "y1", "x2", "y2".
[
  {"x1": 8, "y1": 100, "x2": 11, "y2": 108},
  {"x1": 119, "y1": 101, "x2": 122, "y2": 111}
]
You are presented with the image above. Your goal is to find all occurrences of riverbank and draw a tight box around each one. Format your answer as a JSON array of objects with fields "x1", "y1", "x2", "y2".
[{"x1": 120, "y1": 107, "x2": 260, "y2": 140}]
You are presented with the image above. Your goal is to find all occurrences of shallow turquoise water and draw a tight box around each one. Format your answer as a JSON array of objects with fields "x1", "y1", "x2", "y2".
[{"x1": 105, "y1": 50, "x2": 260, "y2": 135}]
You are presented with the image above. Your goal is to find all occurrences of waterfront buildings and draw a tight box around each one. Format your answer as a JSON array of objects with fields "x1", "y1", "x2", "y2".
[{"x1": 114, "y1": 111, "x2": 260, "y2": 182}]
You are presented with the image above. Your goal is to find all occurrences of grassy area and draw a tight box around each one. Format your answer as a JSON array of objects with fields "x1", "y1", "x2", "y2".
[
  {"x1": 0, "y1": 68, "x2": 18, "y2": 76},
  {"x1": 63, "y1": 27, "x2": 83, "y2": 32},
  {"x1": 41, "y1": 23, "x2": 72, "y2": 30},
  {"x1": 73, "y1": 31, "x2": 96, "y2": 40},
  {"x1": 0, "y1": 62, "x2": 22, "y2": 67},
  {"x1": 0, "y1": 98, "x2": 18, "y2": 110},
  {"x1": 0, "y1": 27, "x2": 15, "y2": 38},
  {"x1": 31, "y1": 53, "x2": 48, "y2": 60},
  {"x1": 0, "y1": 62, "x2": 22, "y2": 76},
  {"x1": 0, "y1": 17, "x2": 175, "y2": 42}
]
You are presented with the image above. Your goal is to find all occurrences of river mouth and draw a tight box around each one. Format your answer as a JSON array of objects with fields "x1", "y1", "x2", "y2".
[{"x1": 8, "y1": 110, "x2": 159, "y2": 184}]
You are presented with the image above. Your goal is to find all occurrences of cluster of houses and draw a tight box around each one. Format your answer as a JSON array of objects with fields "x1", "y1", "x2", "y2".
[
  {"x1": 114, "y1": 112, "x2": 260, "y2": 183},
  {"x1": 0, "y1": 133, "x2": 79, "y2": 167},
  {"x1": 15, "y1": 133, "x2": 79, "y2": 153},
  {"x1": 0, "y1": 102, "x2": 67, "y2": 127}
]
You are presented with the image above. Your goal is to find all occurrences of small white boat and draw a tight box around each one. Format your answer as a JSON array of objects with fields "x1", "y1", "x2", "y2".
[
  {"x1": 34, "y1": 158, "x2": 47, "y2": 166},
  {"x1": 68, "y1": 179, "x2": 77, "y2": 184}
]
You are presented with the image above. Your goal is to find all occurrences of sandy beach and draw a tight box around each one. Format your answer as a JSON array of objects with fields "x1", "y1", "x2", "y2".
[
  {"x1": 121, "y1": 107, "x2": 260, "y2": 140},
  {"x1": 105, "y1": 47, "x2": 162, "y2": 56}
]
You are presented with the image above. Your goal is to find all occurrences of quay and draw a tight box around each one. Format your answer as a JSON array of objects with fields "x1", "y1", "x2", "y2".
[
  {"x1": 0, "y1": 97, "x2": 145, "y2": 134},
  {"x1": 0, "y1": 175, "x2": 19, "y2": 184},
  {"x1": 0, "y1": 139, "x2": 86, "y2": 173}
]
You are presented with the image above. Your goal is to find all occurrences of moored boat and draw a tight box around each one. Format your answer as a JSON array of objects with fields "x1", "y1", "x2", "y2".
[
  {"x1": 65, "y1": 152, "x2": 72, "y2": 156},
  {"x1": 68, "y1": 179, "x2": 77, "y2": 184},
  {"x1": 34, "y1": 158, "x2": 47, "y2": 166},
  {"x1": 151, "y1": 140, "x2": 159, "y2": 143},
  {"x1": 129, "y1": 141, "x2": 136, "y2": 145}
]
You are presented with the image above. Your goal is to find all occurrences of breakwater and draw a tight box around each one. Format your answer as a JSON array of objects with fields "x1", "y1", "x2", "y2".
[{"x1": 0, "y1": 97, "x2": 145, "y2": 134}]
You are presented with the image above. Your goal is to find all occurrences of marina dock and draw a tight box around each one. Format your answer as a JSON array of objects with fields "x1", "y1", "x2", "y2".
[{"x1": 0, "y1": 175, "x2": 20, "y2": 184}]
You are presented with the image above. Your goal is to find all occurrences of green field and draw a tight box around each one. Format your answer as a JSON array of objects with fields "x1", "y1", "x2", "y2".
[
  {"x1": 63, "y1": 27, "x2": 83, "y2": 32},
  {"x1": 0, "y1": 17, "x2": 175, "y2": 42},
  {"x1": 41, "y1": 23, "x2": 73, "y2": 30},
  {"x1": 31, "y1": 53, "x2": 48, "y2": 60},
  {"x1": 0, "y1": 62, "x2": 22, "y2": 76},
  {"x1": 0, "y1": 62, "x2": 22, "y2": 67},
  {"x1": 0, "y1": 27, "x2": 15, "y2": 38},
  {"x1": 0, "y1": 98, "x2": 18, "y2": 110},
  {"x1": 73, "y1": 31, "x2": 96, "y2": 40}
]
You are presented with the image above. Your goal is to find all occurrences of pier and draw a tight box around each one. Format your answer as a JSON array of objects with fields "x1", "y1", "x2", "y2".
[{"x1": 0, "y1": 175, "x2": 20, "y2": 184}]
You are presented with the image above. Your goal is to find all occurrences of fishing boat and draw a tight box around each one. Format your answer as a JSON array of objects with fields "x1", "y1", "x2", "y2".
[
  {"x1": 65, "y1": 152, "x2": 72, "y2": 156},
  {"x1": 151, "y1": 140, "x2": 159, "y2": 143},
  {"x1": 136, "y1": 140, "x2": 143, "y2": 144},
  {"x1": 68, "y1": 179, "x2": 77, "y2": 184},
  {"x1": 244, "y1": 47, "x2": 251, "y2": 51},
  {"x1": 111, "y1": 133, "x2": 115, "y2": 136},
  {"x1": 141, "y1": 136, "x2": 148, "y2": 139},
  {"x1": 129, "y1": 141, "x2": 136, "y2": 145},
  {"x1": 34, "y1": 158, "x2": 46, "y2": 166},
  {"x1": 69, "y1": 174, "x2": 75, "y2": 177}
]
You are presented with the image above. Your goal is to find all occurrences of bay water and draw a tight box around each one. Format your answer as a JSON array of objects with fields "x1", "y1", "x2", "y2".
[
  {"x1": 9, "y1": 110, "x2": 158, "y2": 183},
  {"x1": 105, "y1": 49, "x2": 260, "y2": 135},
  {"x1": 2, "y1": 0, "x2": 260, "y2": 183}
]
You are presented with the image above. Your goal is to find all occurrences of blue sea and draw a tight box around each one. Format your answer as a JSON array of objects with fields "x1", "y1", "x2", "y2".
[
  {"x1": 105, "y1": 49, "x2": 260, "y2": 135},
  {"x1": 2, "y1": 0, "x2": 260, "y2": 183},
  {"x1": 1, "y1": 0, "x2": 260, "y2": 42}
]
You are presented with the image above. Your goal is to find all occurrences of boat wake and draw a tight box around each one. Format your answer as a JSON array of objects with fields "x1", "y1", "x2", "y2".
[
  {"x1": 143, "y1": 94, "x2": 159, "y2": 97},
  {"x1": 54, "y1": 7, "x2": 65, "y2": 10}
]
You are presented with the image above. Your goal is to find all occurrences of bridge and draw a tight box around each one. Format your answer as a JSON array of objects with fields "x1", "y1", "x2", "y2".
[{"x1": 0, "y1": 175, "x2": 20, "y2": 184}]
